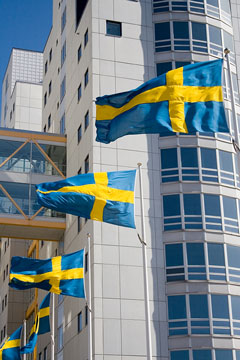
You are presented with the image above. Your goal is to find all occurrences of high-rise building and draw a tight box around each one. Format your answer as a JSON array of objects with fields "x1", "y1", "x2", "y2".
[{"x1": 40, "y1": 0, "x2": 240, "y2": 359}]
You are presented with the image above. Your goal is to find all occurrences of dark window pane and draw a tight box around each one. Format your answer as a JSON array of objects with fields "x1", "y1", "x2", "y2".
[
  {"x1": 187, "y1": 243, "x2": 205, "y2": 265},
  {"x1": 106, "y1": 20, "x2": 122, "y2": 36},
  {"x1": 166, "y1": 244, "x2": 183, "y2": 267},
  {"x1": 192, "y1": 22, "x2": 207, "y2": 41},
  {"x1": 201, "y1": 148, "x2": 217, "y2": 169},
  {"x1": 183, "y1": 194, "x2": 201, "y2": 215},
  {"x1": 204, "y1": 194, "x2": 221, "y2": 216},
  {"x1": 155, "y1": 22, "x2": 170, "y2": 41},
  {"x1": 168, "y1": 295, "x2": 186, "y2": 319},
  {"x1": 209, "y1": 25, "x2": 222, "y2": 45},
  {"x1": 215, "y1": 350, "x2": 233, "y2": 360},
  {"x1": 176, "y1": 61, "x2": 191, "y2": 68},
  {"x1": 161, "y1": 148, "x2": 177, "y2": 169},
  {"x1": 171, "y1": 351, "x2": 189, "y2": 360},
  {"x1": 181, "y1": 148, "x2": 198, "y2": 167},
  {"x1": 163, "y1": 195, "x2": 180, "y2": 217},
  {"x1": 193, "y1": 350, "x2": 212, "y2": 360},
  {"x1": 211, "y1": 295, "x2": 229, "y2": 319},
  {"x1": 219, "y1": 150, "x2": 233, "y2": 172},
  {"x1": 157, "y1": 62, "x2": 172, "y2": 76},
  {"x1": 76, "y1": 0, "x2": 88, "y2": 28},
  {"x1": 227, "y1": 245, "x2": 240, "y2": 268},
  {"x1": 173, "y1": 22, "x2": 189, "y2": 39},
  {"x1": 190, "y1": 295, "x2": 208, "y2": 318},
  {"x1": 208, "y1": 243, "x2": 225, "y2": 266},
  {"x1": 231, "y1": 296, "x2": 240, "y2": 320},
  {"x1": 223, "y1": 196, "x2": 237, "y2": 219}
]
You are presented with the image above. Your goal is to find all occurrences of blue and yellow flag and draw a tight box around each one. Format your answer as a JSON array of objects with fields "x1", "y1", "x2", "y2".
[
  {"x1": 0, "y1": 326, "x2": 22, "y2": 360},
  {"x1": 95, "y1": 59, "x2": 229, "y2": 143},
  {"x1": 36, "y1": 170, "x2": 136, "y2": 228},
  {"x1": 9, "y1": 250, "x2": 85, "y2": 298},
  {"x1": 20, "y1": 293, "x2": 51, "y2": 354}
]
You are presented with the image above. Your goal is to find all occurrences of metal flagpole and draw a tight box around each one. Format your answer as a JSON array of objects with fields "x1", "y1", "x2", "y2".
[
  {"x1": 87, "y1": 233, "x2": 93, "y2": 360},
  {"x1": 137, "y1": 163, "x2": 153, "y2": 360},
  {"x1": 23, "y1": 319, "x2": 26, "y2": 360},
  {"x1": 51, "y1": 293, "x2": 55, "y2": 360}
]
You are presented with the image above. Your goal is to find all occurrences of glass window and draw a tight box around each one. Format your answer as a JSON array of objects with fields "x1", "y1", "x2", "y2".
[
  {"x1": 223, "y1": 196, "x2": 237, "y2": 219},
  {"x1": 84, "y1": 28, "x2": 88, "y2": 47},
  {"x1": 190, "y1": 295, "x2": 208, "y2": 318},
  {"x1": 168, "y1": 295, "x2": 186, "y2": 319},
  {"x1": 227, "y1": 245, "x2": 240, "y2": 268},
  {"x1": 208, "y1": 243, "x2": 225, "y2": 265},
  {"x1": 223, "y1": 31, "x2": 234, "y2": 52},
  {"x1": 78, "y1": 311, "x2": 82, "y2": 332},
  {"x1": 204, "y1": 194, "x2": 221, "y2": 216},
  {"x1": 60, "y1": 113, "x2": 65, "y2": 135},
  {"x1": 78, "y1": 83, "x2": 82, "y2": 101},
  {"x1": 48, "y1": 114, "x2": 51, "y2": 129},
  {"x1": 49, "y1": 81, "x2": 52, "y2": 96},
  {"x1": 176, "y1": 61, "x2": 191, "y2": 68},
  {"x1": 193, "y1": 350, "x2": 212, "y2": 360},
  {"x1": 163, "y1": 194, "x2": 180, "y2": 217},
  {"x1": 171, "y1": 351, "x2": 189, "y2": 360},
  {"x1": 78, "y1": 44, "x2": 82, "y2": 62},
  {"x1": 211, "y1": 295, "x2": 229, "y2": 318},
  {"x1": 183, "y1": 194, "x2": 201, "y2": 215},
  {"x1": 61, "y1": 41, "x2": 66, "y2": 66},
  {"x1": 44, "y1": 92, "x2": 47, "y2": 106},
  {"x1": 76, "y1": 0, "x2": 88, "y2": 28},
  {"x1": 39, "y1": 352, "x2": 42, "y2": 360},
  {"x1": 61, "y1": 6, "x2": 66, "y2": 33},
  {"x1": 106, "y1": 20, "x2": 122, "y2": 36},
  {"x1": 166, "y1": 243, "x2": 183, "y2": 267},
  {"x1": 153, "y1": 0, "x2": 169, "y2": 12},
  {"x1": 201, "y1": 148, "x2": 218, "y2": 182},
  {"x1": 231, "y1": 296, "x2": 240, "y2": 320},
  {"x1": 220, "y1": 0, "x2": 231, "y2": 14},
  {"x1": 85, "y1": 111, "x2": 89, "y2": 130},
  {"x1": 77, "y1": 125, "x2": 82, "y2": 143},
  {"x1": 161, "y1": 148, "x2": 177, "y2": 169},
  {"x1": 84, "y1": 69, "x2": 89, "y2": 87},
  {"x1": 85, "y1": 155, "x2": 89, "y2": 173},
  {"x1": 155, "y1": 22, "x2": 170, "y2": 41},
  {"x1": 219, "y1": 150, "x2": 233, "y2": 172},
  {"x1": 60, "y1": 76, "x2": 66, "y2": 102},
  {"x1": 192, "y1": 22, "x2": 207, "y2": 52},
  {"x1": 209, "y1": 25, "x2": 222, "y2": 56},
  {"x1": 173, "y1": 22, "x2": 189, "y2": 39},
  {"x1": 181, "y1": 148, "x2": 198, "y2": 167},
  {"x1": 215, "y1": 350, "x2": 233, "y2": 360},
  {"x1": 187, "y1": 243, "x2": 205, "y2": 265},
  {"x1": 45, "y1": 61, "x2": 48, "y2": 74},
  {"x1": 157, "y1": 62, "x2": 172, "y2": 76},
  {"x1": 206, "y1": 0, "x2": 219, "y2": 17}
]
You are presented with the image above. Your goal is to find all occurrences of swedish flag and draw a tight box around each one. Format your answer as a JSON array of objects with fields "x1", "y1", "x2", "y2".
[
  {"x1": 95, "y1": 59, "x2": 229, "y2": 143},
  {"x1": 20, "y1": 293, "x2": 51, "y2": 354},
  {"x1": 36, "y1": 170, "x2": 136, "y2": 228},
  {"x1": 9, "y1": 250, "x2": 85, "y2": 298},
  {"x1": 0, "y1": 326, "x2": 22, "y2": 360}
]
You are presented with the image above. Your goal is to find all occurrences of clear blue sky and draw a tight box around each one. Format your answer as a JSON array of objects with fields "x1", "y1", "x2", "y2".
[{"x1": 0, "y1": 0, "x2": 52, "y2": 119}]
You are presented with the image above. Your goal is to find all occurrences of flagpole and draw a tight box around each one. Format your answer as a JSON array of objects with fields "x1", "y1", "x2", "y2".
[
  {"x1": 137, "y1": 163, "x2": 153, "y2": 360},
  {"x1": 51, "y1": 293, "x2": 55, "y2": 360},
  {"x1": 87, "y1": 233, "x2": 93, "y2": 360},
  {"x1": 23, "y1": 319, "x2": 26, "y2": 360},
  {"x1": 224, "y1": 49, "x2": 240, "y2": 147}
]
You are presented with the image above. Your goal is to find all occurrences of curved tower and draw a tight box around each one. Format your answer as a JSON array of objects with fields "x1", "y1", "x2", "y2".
[{"x1": 154, "y1": 0, "x2": 240, "y2": 358}]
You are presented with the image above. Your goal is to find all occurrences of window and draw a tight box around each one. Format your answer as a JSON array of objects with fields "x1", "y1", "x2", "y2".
[
  {"x1": 216, "y1": 350, "x2": 233, "y2": 360},
  {"x1": 173, "y1": 22, "x2": 190, "y2": 51},
  {"x1": 165, "y1": 243, "x2": 184, "y2": 282},
  {"x1": 211, "y1": 294, "x2": 230, "y2": 334},
  {"x1": 106, "y1": 20, "x2": 122, "y2": 36},
  {"x1": 219, "y1": 150, "x2": 234, "y2": 185},
  {"x1": 45, "y1": 61, "x2": 48, "y2": 74},
  {"x1": 161, "y1": 148, "x2": 179, "y2": 183},
  {"x1": 44, "y1": 125, "x2": 47, "y2": 133},
  {"x1": 4, "y1": 295, "x2": 7, "y2": 306},
  {"x1": 76, "y1": 0, "x2": 88, "y2": 28},
  {"x1": 85, "y1": 155, "x2": 89, "y2": 173},
  {"x1": 61, "y1": 6, "x2": 66, "y2": 33},
  {"x1": 78, "y1": 311, "x2": 82, "y2": 332},
  {"x1": 183, "y1": 194, "x2": 202, "y2": 229},
  {"x1": 209, "y1": 25, "x2": 222, "y2": 56},
  {"x1": 208, "y1": 243, "x2": 226, "y2": 280},
  {"x1": 171, "y1": 351, "x2": 189, "y2": 360},
  {"x1": 77, "y1": 125, "x2": 82, "y2": 143},
  {"x1": 187, "y1": 243, "x2": 206, "y2": 280},
  {"x1": 43, "y1": 346, "x2": 47, "y2": 360},
  {"x1": 189, "y1": 294, "x2": 209, "y2": 333},
  {"x1": 57, "y1": 325, "x2": 63, "y2": 351},
  {"x1": 84, "y1": 28, "x2": 88, "y2": 47},
  {"x1": 60, "y1": 76, "x2": 66, "y2": 102},
  {"x1": 232, "y1": 73, "x2": 240, "y2": 104},
  {"x1": 156, "y1": 62, "x2": 172, "y2": 76},
  {"x1": 49, "y1": 81, "x2": 52, "y2": 96},
  {"x1": 78, "y1": 44, "x2": 82, "y2": 62},
  {"x1": 85, "y1": 305, "x2": 88, "y2": 325},
  {"x1": 155, "y1": 23, "x2": 171, "y2": 52},
  {"x1": 84, "y1": 69, "x2": 89, "y2": 87},
  {"x1": 13, "y1": 103, "x2": 15, "y2": 112},
  {"x1": 168, "y1": 295, "x2": 187, "y2": 335},
  {"x1": 48, "y1": 114, "x2": 51, "y2": 129},
  {"x1": 49, "y1": 48, "x2": 52, "y2": 63},
  {"x1": 61, "y1": 41, "x2": 66, "y2": 66},
  {"x1": 60, "y1": 113, "x2": 65, "y2": 134},
  {"x1": 222, "y1": 196, "x2": 238, "y2": 233},
  {"x1": 84, "y1": 111, "x2": 89, "y2": 130},
  {"x1": 192, "y1": 22, "x2": 207, "y2": 53},
  {"x1": 204, "y1": 194, "x2": 222, "y2": 230},
  {"x1": 201, "y1": 148, "x2": 218, "y2": 182},
  {"x1": 163, "y1": 194, "x2": 181, "y2": 230},
  {"x1": 193, "y1": 350, "x2": 212, "y2": 360},
  {"x1": 181, "y1": 147, "x2": 199, "y2": 181},
  {"x1": 153, "y1": 0, "x2": 169, "y2": 12},
  {"x1": 78, "y1": 83, "x2": 82, "y2": 101},
  {"x1": 44, "y1": 92, "x2": 47, "y2": 106},
  {"x1": 176, "y1": 61, "x2": 191, "y2": 68}
]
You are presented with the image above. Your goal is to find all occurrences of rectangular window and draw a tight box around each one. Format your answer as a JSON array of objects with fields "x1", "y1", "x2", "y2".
[
  {"x1": 78, "y1": 44, "x2": 82, "y2": 62},
  {"x1": 45, "y1": 61, "x2": 48, "y2": 74},
  {"x1": 2, "y1": 300, "x2": 4, "y2": 312},
  {"x1": 163, "y1": 194, "x2": 181, "y2": 231},
  {"x1": 76, "y1": 0, "x2": 88, "y2": 29},
  {"x1": 181, "y1": 147, "x2": 199, "y2": 181},
  {"x1": 189, "y1": 294, "x2": 209, "y2": 334},
  {"x1": 44, "y1": 125, "x2": 47, "y2": 133},
  {"x1": 84, "y1": 69, "x2": 89, "y2": 87},
  {"x1": 61, "y1": 7, "x2": 66, "y2": 33},
  {"x1": 157, "y1": 62, "x2": 172, "y2": 76},
  {"x1": 13, "y1": 103, "x2": 15, "y2": 112},
  {"x1": 61, "y1": 41, "x2": 66, "y2": 66},
  {"x1": 3, "y1": 326, "x2": 6, "y2": 338},
  {"x1": 84, "y1": 111, "x2": 89, "y2": 130},
  {"x1": 211, "y1": 294, "x2": 230, "y2": 334},
  {"x1": 171, "y1": 350, "x2": 189, "y2": 360},
  {"x1": 106, "y1": 20, "x2": 122, "y2": 36},
  {"x1": 209, "y1": 25, "x2": 222, "y2": 56},
  {"x1": 192, "y1": 22, "x2": 207, "y2": 53},
  {"x1": 49, "y1": 49, "x2": 52, "y2": 63},
  {"x1": 222, "y1": 196, "x2": 238, "y2": 233},
  {"x1": 49, "y1": 81, "x2": 52, "y2": 96},
  {"x1": 57, "y1": 325, "x2": 63, "y2": 351},
  {"x1": 200, "y1": 148, "x2": 218, "y2": 182},
  {"x1": 77, "y1": 125, "x2": 82, "y2": 143},
  {"x1": 6, "y1": 265, "x2": 8, "y2": 276},
  {"x1": 161, "y1": 148, "x2": 179, "y2": 183},
  {"x1": 4, "y1": 295, "x2": 7, "y2": 306},
  {"x1": 215, "y1": 350, "x2": 233, "y2": 360},
  {"x1": 85, "y1": 155, "x2": 89, "y2": 173},
  {"x1": 44, "y1": 92, "x2": 47, "y2": 106},
  {"x1": 48, "y1": 114, "x2": 51, "y2": 129},
  {"x1": 78, "y1": 311, "x2": 82, "y2": 332},
  {"x1": 78, "y1": 83, "x2": 82, "y2": 101},
  {"x1": 165, "y1": 243, "x2": 184, "y2": 282},
  {"x1": 153, "y1": 0, "x2": 170, "y2": 12},
  {"x1": 193, "y1": 350, "x2": 212, "y2": 360},
  {"x1": 155, "y1": 22, "x2": 171, "y2": 52},
  {"x1": 60, "y1": 76, "x2": 66, "y2": 102},
  {"x1": 60, "y1": 113, "x2": 65, "y2": 134},
  {"x1": 183, "y1": 194, "x2": 202, "y2": 229},
  {"x1": 84, "y1": 28, "x2": 88, "y2": 47},
  {"x1": 219, "y1": 150, "x2": 234, "y2": 186},
  {"x1": 187, "y1": 243, "x2": 206, "y2": 280},
  {"x1": 173, "y1": 21, "x2": 190, "y2": 50},
  {"x1": 208, "y1": 243, "x2": 226, "y2": 281},
  {"x1": 168, "y1": 295, "x2": 187, "y2": 335},
  {"x1": 204, "y1": 194, "x2": 222, "y2": 231}
]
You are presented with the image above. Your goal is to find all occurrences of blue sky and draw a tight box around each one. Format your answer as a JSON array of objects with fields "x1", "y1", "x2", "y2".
[{"x1": 0, "y1": 0, "x2": 52, "y2": 119}]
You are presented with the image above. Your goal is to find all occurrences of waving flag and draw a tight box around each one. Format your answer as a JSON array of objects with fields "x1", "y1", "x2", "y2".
[
  {"x1": 95, "y1": 59, "x2": 228, "y2": 143},
  {"x1": 21, "y1": 293, "x2": 51, "y2": 354},
  {"x1": 36, "y1": 170, "x2": 136, "y2": 228},
  {"x1": 0, "y1": 326, "x2": 22, "y2": 360},
  {"x1": 9, "y1": 250, "x2": 85, "y2": 298}
]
